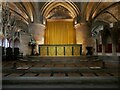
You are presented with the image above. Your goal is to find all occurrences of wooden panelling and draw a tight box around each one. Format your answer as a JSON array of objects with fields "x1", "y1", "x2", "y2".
[{"x1": 39, "y1": 44, "x2": 82, "y2": 56}]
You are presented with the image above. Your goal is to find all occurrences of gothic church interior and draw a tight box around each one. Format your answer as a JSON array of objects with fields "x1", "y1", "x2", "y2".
[{"x1": 0, "y1": 1, "x2": 120, "y2": 90}]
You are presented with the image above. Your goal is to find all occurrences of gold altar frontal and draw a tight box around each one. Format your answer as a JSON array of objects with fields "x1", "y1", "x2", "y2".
[{"x1": 39, "y1": 44, "x2": 82, "y2": 56}]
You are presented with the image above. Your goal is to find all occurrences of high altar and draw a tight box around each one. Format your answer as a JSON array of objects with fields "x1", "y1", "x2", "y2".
[
  {"x1": 37, "y1": 19, "x2": 82, "y2": 56},
  {"x1": 39, "y1": 44, "x2": 82, "y2": 56}
]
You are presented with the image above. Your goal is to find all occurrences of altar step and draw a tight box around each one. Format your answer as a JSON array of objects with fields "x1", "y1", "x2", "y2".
[
  {"x1": 3, "y1": 67, "x2": 119, "y2": 89},
  {"x1": 3, "y1": 70, "x2": 119, "y2": 77},
  {"x1": 3, "y1": 59, "x2": 117, "y2": 74},
  {"x1": 3, "y1": 75, "x2": 119, "y2": 89},
  {"x1": 3, "y1": 84, "x2": 119, "y2": 90},
  {"x1": 23, "y1": 55, "x2": 99, "y2": 62},
  {"x1": 2, "y1": 57, "x2": 120, "y2": 90},
  {"x1": 3, "y1": 67, "x2": 118, "y2": 74},
  {"x1": 2, "y1": 61, "x2": 119, "y2": 89},
  {"x1": 3, "y1": 57, "x2": 104, "y2": 69},
  {"x1": 3, "y1": 76, "x2": 119, "y2": 84}
]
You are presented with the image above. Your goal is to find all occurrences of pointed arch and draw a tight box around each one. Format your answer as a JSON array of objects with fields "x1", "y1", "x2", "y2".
[
  {"x1": 14, "y1": 37, "x2": 20, "y2": 48},
  {"x1": 41, "y1": 2, "x2": 80, "y2": 18}
]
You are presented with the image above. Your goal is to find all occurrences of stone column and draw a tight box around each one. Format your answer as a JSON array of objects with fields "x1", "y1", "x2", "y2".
[
  {"x1": 75, "y1": 23, "x2": 95, "y2": 55},
  {"x1": 94, "y1": 39, "x2": 98, "y2": 55},
  {"x1": 0, "y1": 2, "x2": 3, "y2": 39},
  {"x1": 102, "y1": 45, "x2": 106, "y2": 55},
  {"x1": 112, "y1": 44, "x2": 117, "y2": 56},
  {"x1": 12, "y1": 36, "x2": 14, "y2": 54},
  {"x1": 110, "y1": 28, "x2": 118, "y2": 56},
  {"x1": 35, "y1": 43, "x2": 39, "y2": 54},
  {"x1": 100, "y1": 30, "x2": 107, "y2": 56},
  {"x1": 20, "y1": 32, "x2": 31, "y2": 56},
  {"x1": 33, "y1": 3, "x2": 43, "y2": 23},
  {"x1": 4, "y1": 26, "x2": 7, "y2": 55},
  {"x1": 29, "y1": 23, "x2": 45, "y2": 54}
]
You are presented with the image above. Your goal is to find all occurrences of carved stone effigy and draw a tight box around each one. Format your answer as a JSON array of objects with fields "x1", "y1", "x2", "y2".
[{"x1": 39, "y1": 44, "x2": 82, "y2": 56}]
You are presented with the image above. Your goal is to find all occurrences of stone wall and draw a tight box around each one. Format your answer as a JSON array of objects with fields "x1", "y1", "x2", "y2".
[{"x1": 19, "y1": 32, "x2": 31, "y2": 56}]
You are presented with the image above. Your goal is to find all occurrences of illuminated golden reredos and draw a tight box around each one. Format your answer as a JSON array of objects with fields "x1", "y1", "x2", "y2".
[{"x1": 41, "y1": 1, "x2": 80, "y2": 45}]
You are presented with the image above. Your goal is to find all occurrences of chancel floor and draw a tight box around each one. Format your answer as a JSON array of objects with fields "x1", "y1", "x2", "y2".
[{"x1": 2, "y1": 56, "x2": 120, "y2": 90}]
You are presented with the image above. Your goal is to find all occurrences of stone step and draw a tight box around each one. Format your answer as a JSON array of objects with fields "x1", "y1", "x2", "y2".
[
  {"x1": 1, "y1": 67, "x2": 96, "y2": 74},
  {"x1": 53, "y1": 73, "x2": 66, "y2": 77},
  {"x1": 81, "y1": 73, "x2": 95, "y2": 76},
  {"x1": 3, "y1": 71, "x2": 119, "y2": 78},
  {"x1": 24, "y1": 56, "x2": 99, "y2": 63},
  {"x1": 3, "y1": 84, "x2": 119, "y2": 90},
  {"x1": 3, "y1": 60, "x2": 104, "y2": 68},
  {"x1": 68, "y1": 73, "x2": 80, "y2": 77},
  {"x1": 38, "y1": 73, "x2": 51, "y2": 77},
  {"x1": 95, "y1": 72, "x2": 110, "y2": 76},
  {"x1": 3, "y1": 76, "x2": 119, "y2": 85},
  {"x1": 3, "y1": 67, "x2": 119, "y2": 74}
]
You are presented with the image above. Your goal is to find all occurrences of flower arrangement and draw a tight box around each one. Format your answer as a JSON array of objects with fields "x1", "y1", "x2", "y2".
[{"x1": 28, "y1": 38, "x2": 36, "y2": 46}]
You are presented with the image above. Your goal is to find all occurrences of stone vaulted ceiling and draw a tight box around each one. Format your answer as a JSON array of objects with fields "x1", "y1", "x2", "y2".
[{"x1": 2, "y1": 1, "x2": 120, "y2": 32}]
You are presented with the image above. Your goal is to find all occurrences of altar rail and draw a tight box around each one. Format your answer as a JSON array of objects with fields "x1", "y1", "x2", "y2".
[{"x1": 39, "y1": 44, "x2": 82, "y2": 56}]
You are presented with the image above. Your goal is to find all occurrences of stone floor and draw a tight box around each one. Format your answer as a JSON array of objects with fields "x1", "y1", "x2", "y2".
[{"x1": 2, "y1": 57, "x2": 120, "y2": 90}]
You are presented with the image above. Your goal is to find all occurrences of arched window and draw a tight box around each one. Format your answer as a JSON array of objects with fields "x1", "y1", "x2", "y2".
[
  {"x1": 3, "y1": 39, "x2": 9, "y2": 48},
  {"x1": 0, "y1": 39, "x2": 2, "y2": 46},
  {"x1": 14, "y1": 38, "x2": 20, "y2": 48},
  {"x1": 9, "y1": 39, "x2": 13, "y2": 48}
]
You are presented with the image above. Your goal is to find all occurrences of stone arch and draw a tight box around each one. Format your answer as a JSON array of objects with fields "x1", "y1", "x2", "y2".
[
  {"x1": 41, "y1": 2, "x2": 80, "y2": 18},
  {"x1": 14, "y1": 37, "x2": 20, "y2": 48}
]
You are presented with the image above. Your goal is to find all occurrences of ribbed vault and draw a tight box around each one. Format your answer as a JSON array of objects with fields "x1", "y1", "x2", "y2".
[{"x1": 41, "y1": 1, "x2": 80, "y2": 18}]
